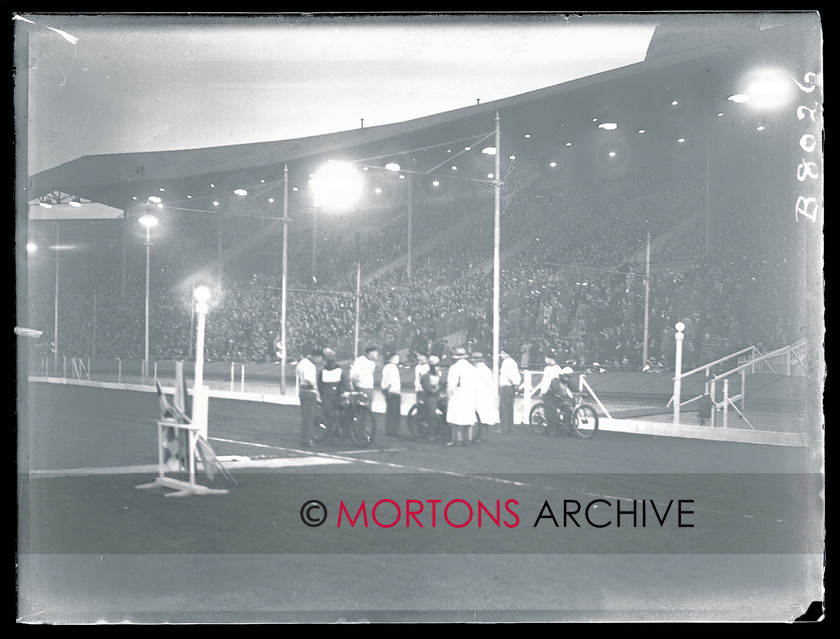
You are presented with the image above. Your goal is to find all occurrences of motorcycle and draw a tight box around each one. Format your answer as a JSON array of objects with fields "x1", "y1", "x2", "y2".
[
  {"x1": 313, "y1": 391, "x2": 377, "y2": 447},
  {"x1": 528, "y1": 394, "x2": 599, "y2": 438}
]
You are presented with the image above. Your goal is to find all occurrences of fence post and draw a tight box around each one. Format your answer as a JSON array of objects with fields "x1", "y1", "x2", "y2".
[
  {"x1": 153, "y1": 361, "x2": 158, "y2": 387},
  {"x1": 786, "y1": 349, "x2": 791, "y2": 376},
  {"x1": 87, "y1": 357, "x2": 91, "y2": 380},
  {"x1": 740, "y1": 369, "x2": 746, "y2": 410},
  {"x1": 722, "y1": 379, "x2": 729, "y2": 429},
  {"x1": 240, "y1": 364, "x2": 245, "y2": 393},
  {"x1": 117, "y1": 358, "x2": 122, "y2": 384},
  {"x1": 63, "y1": 356, "x2": 67, "y2": 381},
  {"x1": 710, "y1": 378, "x2": 716, "y2": 428},
  {"x1": 230, "y1": 361, "x2": 235, "y2": 391}
]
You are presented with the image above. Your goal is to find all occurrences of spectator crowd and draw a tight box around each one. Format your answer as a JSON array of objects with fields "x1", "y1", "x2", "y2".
[{"x1": 27, "y1": 151, "x2": 803, "y2": 373}]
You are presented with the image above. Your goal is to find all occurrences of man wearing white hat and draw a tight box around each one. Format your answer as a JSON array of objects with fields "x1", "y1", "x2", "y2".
[{"x1": 445, "y1": 347, "x2": 477, "y2": 446}]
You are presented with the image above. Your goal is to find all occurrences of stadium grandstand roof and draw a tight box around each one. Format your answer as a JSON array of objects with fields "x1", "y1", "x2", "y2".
[{"x1": 27, "y1": 17, "x2": 809, "y2": 215}]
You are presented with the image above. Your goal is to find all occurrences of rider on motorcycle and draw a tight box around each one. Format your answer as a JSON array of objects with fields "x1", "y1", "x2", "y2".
[
  {"x1": 317, "y1": 348, "x2": 351, "y2": 438},
  {"x1": 420, "y1": 355, "x2": 445, "y2": 439},
  {"x1": 538, "y1": 350, "x2": 575, "y2": 434}
]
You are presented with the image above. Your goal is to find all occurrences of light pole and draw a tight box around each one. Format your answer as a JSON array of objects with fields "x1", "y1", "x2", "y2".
[
  {"x1": 52, "y1": 222, "x2": 60, "y2": 375},
  {"x1": 354, "y1": 231, "x2": 361, "y2": 359},
  {"x1": 406, "y1": 172, "x2": 413, "y2": 280},
  {"x1": 642, "y1": 230, "x2": 651, "y2": 364},
  {"x1": 192, "y1": 285, "x2": 211, "y2": 440},
  {"x1": 280, "y1": 163, "x2": 290, "y2": 395},
  {"x1": 492, "y1": 110, "x2": 501, "y2": 386},
  {"x1": 310, "y1": 160, "x2": 365, "y2": 356},
  {"x1": 673, "y1": 321, "x2": 685, "y2": 424},
  {"x1": 139, "y1": 212, "x2": 159, "y2": 384}
]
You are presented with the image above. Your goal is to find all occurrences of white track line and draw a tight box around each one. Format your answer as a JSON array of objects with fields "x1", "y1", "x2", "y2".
[{"x1": 209, "y1": 436, "x2": 533, "y2": 487}]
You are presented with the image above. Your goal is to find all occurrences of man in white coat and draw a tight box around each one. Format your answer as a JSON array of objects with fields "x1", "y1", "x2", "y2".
[
  {"x1": 498, "y1": 347, "x2": 521, "y2": 434},
  {"x1": 470, "y1": 351, "x2": 499, "y2": 443},
  {"x1": 445, "y1": 347, "x2": 477, "y2": 446},
  {"x1": 381, "y1": 352, "x2": 402, "y2": 437}
]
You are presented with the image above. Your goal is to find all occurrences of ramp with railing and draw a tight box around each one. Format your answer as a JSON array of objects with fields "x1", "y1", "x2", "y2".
[{"x1": 668, "y1": 338, "x2": 807, "y2": 429}]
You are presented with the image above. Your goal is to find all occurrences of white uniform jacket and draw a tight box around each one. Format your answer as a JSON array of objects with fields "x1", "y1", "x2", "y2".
[
  {"x1": 474, "y1": 362, "x2": 500, "y2": 426},
  {"x1": 446, "y1": 359, "x2": 478, "y2": 426}
]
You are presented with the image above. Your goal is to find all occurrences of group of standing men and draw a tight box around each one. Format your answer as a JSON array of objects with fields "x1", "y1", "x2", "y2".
[{"x1": 295, "y1": 344, "x2": 524, "y2": 448}]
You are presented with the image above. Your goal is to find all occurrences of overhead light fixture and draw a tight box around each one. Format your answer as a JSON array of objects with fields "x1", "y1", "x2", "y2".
[
  {"x1": 26, "y1": 242, "x2": 37, "y2": 253},
  {"x1": 234, "y1": 188, "x2": 248, "y2": 196},
  {"x1": 399, "y1": 174, "x2": 406, "y2": 179},
  {"x1": 728, "y1": 94, "x2": 750, "y2": 104},
  {"x1": 69, "y1": 200, "x2": 82, "y2": 208},
  {"x1": 509, "y1": 155, "x2": 516, "y2": 160},
  {"x1": 213, "y1": 201, "x2": 219, "y2": 206},
  {"x1": 310, "y1": 160, "x2": 364, "y2": 210},
  {"x1": 268, "y1": 198, "x2": 275, "y2": 203},
  {"x1": 159, "y1": 187, "x2": 165, "y2": 192},
  {"x1": 194, "y1": 286, "x2": 211, "y2": 304},
  {"x1": 39, "y1": 202, "x2": 52, "y2": 208},
  {"x1": 147, "y1": 196, "x2": 162, "y2": 203},
  {"x1": 671, "y1": 100, "x2": 679, "y2": 106},
  {"x1": 451, "y1": 166, "x2": 458, "y2": 171},
  {"x1": 598, "y1": 122, "x2": 618, "y2": 130},
  {"x1": 385, "y1": 162, "x2": 400, "y2": 172},
  {"x1": 565, "y1": 142, "x2": 572, "y2": 147},
  {"x1": 260, "y1": 179, "x2": 265, "y2": 183},
  {"x1": 592, "y1": 118, "x2": 598, "y2": 122},
  {"x1": 488, "y1": 173, "x2": 494, "y2": 179},
  {"x1": 549, "y1": 162, "x2": 557, "y2": 168},
  {"x1": 132, "y1": 196, "x2": 138, "y2": 201},
  {"x1": 432, "y1": 180, "x2": 440, "y2": 187},
  {"x1": 742, "y1": 68, "x2": 794, "y2": 109},
  {"x1": 156, "y1": 203, "x2": 163, "y2": 209},
  {"x1": 187, "y1": 195, "x2": 192, "y2": 199},
  {"x1": 292, "y1": 187, "x2": 299, "y2": 192},
  {"x1": 139, "y1": 214, "x2": 158, "y2": 228},
  {"x1": 524, "y1": 134, "x2": 531, "y2": 139},
  {"x1": 677, "y1": 138, "x2": 686, "y2": 143},
  {"x1": 481, "y1": 147, "x2": 497, "y2": 155},
  {"x1": 717, "y1": 112, "x2": 724, "y2": 117},
  {"x1": 638, "y1": 129, "x2": 646, "y2": 134},
  {"x1": 756, "y1": 125, "x2": 766, "y2": 131},
  {"x1": 464, "y1": 146, "x2": 471, "y2": 151},
  {"x1": 374, "y1": 187, "x2": 382, "y2": 194},
  {"x1": 210, "y1": 183, "x2": 215, "y2": 188},
  {"x1": 608, "y1": 151, "x2": 617, "y2": 158}
]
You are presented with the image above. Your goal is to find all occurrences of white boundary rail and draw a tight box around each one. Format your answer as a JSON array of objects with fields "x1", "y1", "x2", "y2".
[{"x1": 521, "y1": 371, "x2": 613, "y2": 422}]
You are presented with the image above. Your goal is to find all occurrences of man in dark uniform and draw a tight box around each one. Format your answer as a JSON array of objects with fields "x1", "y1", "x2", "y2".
[
  {"x1": 420, "y1": 355, "x2": 445, "y2": 440},
  {"x1": 317, "y1": 348, "x2": 350, "y2": 439}
]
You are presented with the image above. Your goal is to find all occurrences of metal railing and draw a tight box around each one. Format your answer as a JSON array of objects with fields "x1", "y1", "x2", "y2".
[
  {"x1": 666, "y1": 344, "x2": 760, "y2": 411},
  {"x1": 736, "y1": 337, "x2": 808, "y2": 376},
  {"x1": 668, "y1": 339, "x2": 808, "y2": 429},
  {"x1": 708, "y1": 340, "x2": 807, "y2": 429}
]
